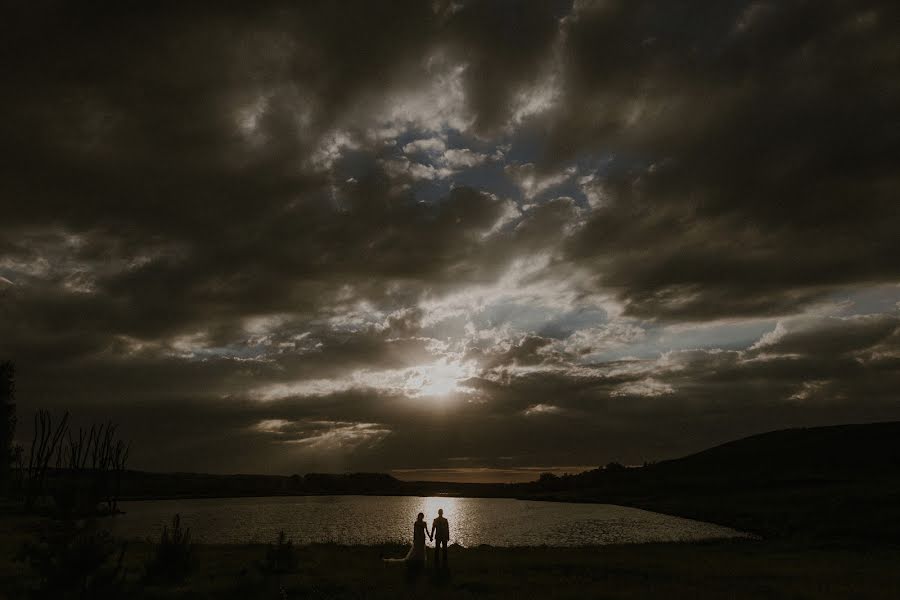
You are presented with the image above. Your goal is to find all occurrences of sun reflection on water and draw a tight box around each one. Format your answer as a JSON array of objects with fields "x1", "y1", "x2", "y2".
[
  {"x1": 110, "y1": 495, "x2": 748, "y2": 547},
  {"x1": 420, "y1": 496, "x2": 461, "y2": 524}
]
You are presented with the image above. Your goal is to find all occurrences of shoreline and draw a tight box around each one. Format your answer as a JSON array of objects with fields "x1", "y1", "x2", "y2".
[
  {"x1": 5, "y1": 531, "x2": 899, "y2": 598},
  {"x1": 3, "y1": 503, "x2": 897, "y2": 598},
  {"x1": 111, "y1": 492, "x2": 763, "y2": 541}
]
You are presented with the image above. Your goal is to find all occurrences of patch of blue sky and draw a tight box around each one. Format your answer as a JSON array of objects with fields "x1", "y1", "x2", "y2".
[
  {"x1": 573, "y1": 317, "x2": 779, "y2": 364},
  {"x1": 392, "y1": 128, "x2": 440, "y2": 151},
  {"x1": 503, "y1": 118, "x2": 624, "y2": 168},
  {"x1": 528, "y1": 175, "x2": 583, "y2": 203},
  {"x1": 331, "y1": 147, "x2": 384, "y2": 182},
  {"x1": 177, "y1": 343, "x2": 272, "y2": 362},
  {"x1": 828, "y1": 284, "x2": 900, "y2": 315},
  {"x1": 586, "y1": 286, "x2": 900, "y2": 364},
  {"x1": 408, "y1": 178, "x2": 450, "y2": 203},
  {"x1": 419, "y1": 313, "x2": 470, "y2": 341},
  {"x1": 0, "y1": 267, "x2": 17, "y2": 284},
  {"x1": 654, "y1": 319, "x2": 777, "y2": 352},
  {"x1": 534, "y1": 307, "x2": 611, "y2": 339},
  {"x1": 444, "y1": 129, "x2": 498, "y2": 154},
  {"x1": 416, "y1": 301, "x2": 609, "y2": 345},
  {"x1": 502, "y1": 124, "x2": 547, "y2": 164},
  {"x1": 448, "y1": 161, "x2": 519, "y2": 198},
  {"x1": 477, "y1": 301, "x2": 596, "y2": 336}
]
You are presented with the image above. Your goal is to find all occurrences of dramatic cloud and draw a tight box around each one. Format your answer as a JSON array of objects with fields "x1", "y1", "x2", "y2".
[
  {"x1": 555, "y1": 0, "x2": 900, "y2": 318},
  {"x1": 1, "y1": 1, "x2": 898, "y2": 478}
]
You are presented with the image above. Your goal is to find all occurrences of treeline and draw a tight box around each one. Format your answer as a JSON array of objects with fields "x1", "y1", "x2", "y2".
[
  {"x1": 115, "y1": 471, "x2": 405, "y2": 499},
  {"x1": 112, "y1": 470, "x2": 520, "y2": 500}
]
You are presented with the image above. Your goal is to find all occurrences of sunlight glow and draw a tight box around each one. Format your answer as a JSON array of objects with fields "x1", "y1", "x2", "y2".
[
  {"x1": 406, "y1": 360, "x2": 475, "y2": 397},
  {"x1": 420, "y1": 496, "x2": 461, "y2": 524},
  {"x1": 252, "y1": 358, "x2": 477, "y2": 401}
]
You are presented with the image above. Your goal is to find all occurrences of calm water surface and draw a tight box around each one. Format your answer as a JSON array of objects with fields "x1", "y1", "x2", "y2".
[{"x1": 110, "y1": 495, "x2": 745, "y2": 547}]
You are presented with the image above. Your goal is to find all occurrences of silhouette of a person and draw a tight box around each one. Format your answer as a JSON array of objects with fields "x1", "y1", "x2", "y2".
[{"x1": 430, "y1": 508, "x2": 449, "y2": 568}]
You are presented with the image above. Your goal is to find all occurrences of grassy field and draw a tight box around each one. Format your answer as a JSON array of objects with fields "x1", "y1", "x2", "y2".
[
  {"x1": 135, "y1": 540, "x2": 900, "y2": 599},
  {"x1": 2, "y1": 506, "x2": 899, "y2": 600}
]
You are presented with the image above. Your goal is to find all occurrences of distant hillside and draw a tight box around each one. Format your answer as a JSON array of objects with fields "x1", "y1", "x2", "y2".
[
  {"x1": 528, "y1": 421, "x2": 900, "y2": 491},
  {"x1": 651, "y1": 421, "x2": 900, "y2": 481},
  {"x1": 524, "y1": 421, "x2": 900, "y2": 542}
]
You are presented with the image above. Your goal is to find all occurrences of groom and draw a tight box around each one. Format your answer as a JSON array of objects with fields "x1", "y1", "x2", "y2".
[{"x1": 430, "y1": 508, "x2": 450, "y2": 568}]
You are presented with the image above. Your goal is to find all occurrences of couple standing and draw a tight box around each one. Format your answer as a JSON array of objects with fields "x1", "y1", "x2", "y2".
[{"x1": 387, "y1": 508, "x2": 449, "y2": 568}]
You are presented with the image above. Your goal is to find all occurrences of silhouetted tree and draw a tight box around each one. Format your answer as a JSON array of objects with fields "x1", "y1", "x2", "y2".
[
  {"x1": 53, "y1": 421, "x2": 130, "y2": 516},
  {"x1": 24, "y1": 410, "x2": 69, "y2": 511},
  {"x1": 0, "y1": 361, "x2": 15, "y2": 492},
  {"x1": 537, "y1": 472, "x2": 562, "y2": 491}
]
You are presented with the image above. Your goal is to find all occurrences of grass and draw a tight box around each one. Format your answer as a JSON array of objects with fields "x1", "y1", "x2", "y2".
[{"x1": 2, "y1": 503, "x2": 899, "y2": 599}]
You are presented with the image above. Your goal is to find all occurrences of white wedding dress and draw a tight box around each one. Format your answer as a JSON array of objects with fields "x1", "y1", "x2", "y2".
[{"x1": 384, "y1": 519, "x2": 428, "y2": 565}]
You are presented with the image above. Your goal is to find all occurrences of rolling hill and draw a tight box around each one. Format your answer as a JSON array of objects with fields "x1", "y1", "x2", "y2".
[{"x1": 524, "y1": 421, "x2": 900, "y2": 541}]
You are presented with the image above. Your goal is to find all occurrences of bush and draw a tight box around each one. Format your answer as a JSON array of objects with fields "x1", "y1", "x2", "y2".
[
  {"x1": 262, "y1": 530, "x2": 297, "y2": 574},
  {"x1": 17, "y1": 525, "x2": 127, "y2": 599},
  {"x1": 144, "y1": 514, "x2": 192, "y2": 583}
]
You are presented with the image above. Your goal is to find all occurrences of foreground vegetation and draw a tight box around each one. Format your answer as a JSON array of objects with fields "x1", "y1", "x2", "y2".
[
  {"x1": 1, "y1": 507, "x2": 899, "y2": 599},
  {"x1": 4, "y1": 539, "x2": 900, "y2": 598}
]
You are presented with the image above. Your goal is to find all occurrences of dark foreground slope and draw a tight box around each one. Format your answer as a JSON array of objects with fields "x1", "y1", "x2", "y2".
[
  {"x1": 4, "y1": 535, "x2": 900, "y2": 600},
  {"x1": 523, "y1": 421, "x2": 900, "y2": 541}
]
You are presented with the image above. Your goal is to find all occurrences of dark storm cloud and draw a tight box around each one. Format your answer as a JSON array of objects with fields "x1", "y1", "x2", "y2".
[
  {"x1": 1, "y1": 1, "x2": 564, "y2": 352},
  {"x1": 439, "y1": 0, "x2": 568, "y2": 133},
  {"x1": 2, "y1": 1, "x2": 899, "y2": 476},
  {"x1": 554, "y1": 0, "x2": 900, "y2": 318},
  {"x1": 1, "y1": 179, "x2": 508, "y2": 359}
]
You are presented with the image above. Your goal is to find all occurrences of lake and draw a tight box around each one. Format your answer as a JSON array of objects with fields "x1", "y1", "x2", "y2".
[{"x1": 109, "y1": 495, "x2": 746, "y2": 547}]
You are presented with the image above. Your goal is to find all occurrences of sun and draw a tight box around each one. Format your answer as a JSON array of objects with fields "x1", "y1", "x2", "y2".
[
  {"x1": 418, "y1": 368, "x2": 460, "y2": 396},
  {"x1": 406, "y1": 360, "x2": 475, "y2": 398}
]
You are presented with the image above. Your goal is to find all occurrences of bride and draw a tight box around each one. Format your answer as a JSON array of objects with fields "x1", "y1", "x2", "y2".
[{"x1": 384, "y1": 512, "x2": 430, "y2": 567}]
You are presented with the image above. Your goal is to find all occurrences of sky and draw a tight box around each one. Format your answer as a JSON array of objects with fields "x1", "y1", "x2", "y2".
[{"x1": 1, "y1": 0, "x2": 899, "y2": 481}]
